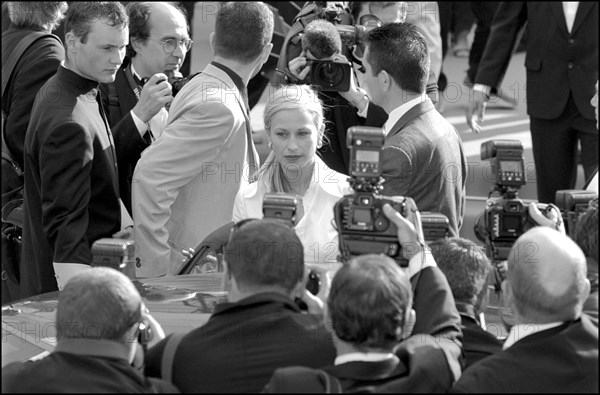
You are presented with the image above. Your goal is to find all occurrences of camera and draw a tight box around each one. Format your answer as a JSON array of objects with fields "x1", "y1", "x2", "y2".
[
  {"x1": 307, "y1": 59, "x2": 352, "y2": 92},
  {"x1": 262, "y1": 193, "x2": 299, "y2": 226},
  {"x1": 555, "y1": 189, "x2": 597, "y2": 236},
  {"x1": 334, "y1": 126, "x2": 411, "y2": 267},
  {"x1": 166, "y1": 69, "x2": 200, "y2": 97},
  {"x1": 421, "y1": 212, "x2": 450, "y2": 242},
  {"x1": 91, "y1": 238, "x2": 137, "y2": 279},
  {"x1": 474, "y1": 140, "x2": 549, "y2": 263},
  {"x1": 261, "y1": 193, "x2": 321, "y2": 296}
]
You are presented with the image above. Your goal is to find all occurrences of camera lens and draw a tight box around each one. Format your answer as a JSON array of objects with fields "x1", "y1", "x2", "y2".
[{"x1": 316, "y1": 62, "x2": 344, "y2": 88}]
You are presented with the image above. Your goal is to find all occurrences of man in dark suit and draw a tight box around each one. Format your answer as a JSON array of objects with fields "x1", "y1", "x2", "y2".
[
  {"x1": 264, "y1": 200, "x2": 463, "y2": 393},
  {"x1": 1, "y1": 2, "x2": 67, "y2": 303},
  {"x1": 430, "y1": 237, "x2": 503, "y2": 369},
  {"x1": 361, "y1": 22, "x2": 467, "y2": 237},
  {"x1": 100, "y1": 2, "x2": 190, "y2": 216},
  {"x1": 21, "y1": 2, "x2": 128, "y2": 298},
  {"x1": 467, "y1": 2, "x2": 598, "y2": 204},
  {"x1": 452, "y1": 227, "x2": 598, "y2": 392},
  {"x1": 144, "y1": 219, "x2": 337, "y2": 393}
]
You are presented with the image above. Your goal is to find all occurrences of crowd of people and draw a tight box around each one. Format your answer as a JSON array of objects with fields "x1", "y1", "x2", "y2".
[{"x1": 1, "y1": 1, "x2": 598, "y2": 393}]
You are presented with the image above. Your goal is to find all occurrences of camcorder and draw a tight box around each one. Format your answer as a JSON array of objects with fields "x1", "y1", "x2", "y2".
[
  {"x1": 91, "y1": 238, "x2": 137, "y2": 279},
  {"x1": 291, "y1": 2, "x2": 382, "y2": 92},
  {"x1": 261, "y1": 193, "x2": 321, "y2": 296},
  {"x1": 474, "y1": 140, "x2": 550, "y2": 264},
  {"x1": 555, "y1": 189, "x2": 598, "y2": 237}
]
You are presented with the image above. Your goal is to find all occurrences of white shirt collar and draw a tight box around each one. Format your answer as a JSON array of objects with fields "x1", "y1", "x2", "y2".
[
  {"x1": 502, "y1": 321, "x2": 565, "y2": 350},
  {"x1": 335, "y1": 351, "x2": 397, "y2": 366},
  {"x1": 383, "y1": 94, "x2": 428, "y2": 136},
  {"x1": 130, "y1": 63, "x2": 142, "y2": 80}
]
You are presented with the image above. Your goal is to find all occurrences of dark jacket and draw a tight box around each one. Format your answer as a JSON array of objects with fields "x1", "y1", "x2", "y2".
[
  {"x1": 263, "y1": 266, "x2": 464, "y2": 393},
  {"x1": 455, "y1": 303, "x2": 503, "y2": 370},
  {"x1": 474, "y1": 2, "x2": 598, "y2": 120},
  {"x1": 99, "y1": 58, "x2": 150, "y2": 216},
  {"x1": 21, "y1": 66, "x2": 121, "y2": 298},
  {"x1": 381, "y1": 99, "x2": 467, "y2": 238},
  {"x1": 1, "y1": 24, "x2": 64, "y2": 168},
  {"x1": 145, "y1": 292, "x2": 337, "y2": 393},
  {"x1": 451, "y1": 315, "x2": 599, "y2": 393}
]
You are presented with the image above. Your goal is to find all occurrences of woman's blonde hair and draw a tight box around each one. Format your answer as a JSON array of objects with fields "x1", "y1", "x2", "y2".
[{"x1": 255, "y1": 85, "x2": 326, "y2": 193}]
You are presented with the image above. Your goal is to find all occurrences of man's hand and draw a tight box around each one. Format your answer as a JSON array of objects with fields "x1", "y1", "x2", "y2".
[
  {"x1": 132, "y1": 73, "x2": 173, "y2": 123},
  {"x1": 466, "y1": 89, "x2": 488, "y2": 133},
  {"x1": 528, "y1": 203, "x2": 566, "y2": 234},
  {"x1": 112, "y1": 226, "x2": 133, "y2": 239},
  {"x1": 382, "y1": 198, "x2": 426, "y2": 261},
  {"x1": 288, "y1": 52, "x2": 311, "y2": 81}
]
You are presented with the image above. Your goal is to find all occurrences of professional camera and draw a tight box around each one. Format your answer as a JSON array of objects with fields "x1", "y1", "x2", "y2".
[
  {"x1": 262, "y1": 193, "x2": 298, "y2": 227},
  {"x1": 261, "y1": 193, "x2": 321, "y2": 296},
  {"x1": 474, "y1": 140, "x2": 550, "y2": 264},
  {"x1": 333, "y1": 126, "x2": 411, "y2": 267},
  {"x1": 91, "y1": 238, "x2": 137, "y2": 279},
  {"x1": 306, "y1": 59, "x2": 353, "y2": 92},
  {"x1": 555, "y1": 189, "x2": 598, "y2": 237}
]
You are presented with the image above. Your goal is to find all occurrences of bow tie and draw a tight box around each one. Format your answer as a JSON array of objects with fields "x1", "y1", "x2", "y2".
[{"x1": 134, "y1": 75, "x2": 147, "y2": 87}]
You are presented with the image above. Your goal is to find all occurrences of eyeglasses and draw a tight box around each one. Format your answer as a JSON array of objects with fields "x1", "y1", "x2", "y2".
[{"x1": 147, "y1": 37, "x2": 193, "y2": 54}]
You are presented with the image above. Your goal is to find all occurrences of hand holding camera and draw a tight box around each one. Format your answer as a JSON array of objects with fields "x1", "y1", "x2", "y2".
[{"x1": 132, "y1": 73, "x2": 173, "y2": 123}]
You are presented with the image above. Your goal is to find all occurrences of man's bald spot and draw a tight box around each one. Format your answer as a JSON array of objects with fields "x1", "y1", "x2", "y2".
[
  {"x1": 147, "y1": 2, "x2": 187, "y2": 29},
  {"x1": 508, "y1": 227, "x2": 587, "y2": 298}
]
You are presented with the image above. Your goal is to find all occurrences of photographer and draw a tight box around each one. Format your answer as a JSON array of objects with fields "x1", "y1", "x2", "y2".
[
  {"x1": 451, "y1": 227, "x2": 598, "y2": 393},
  {"x1": 100, "y1": 2, "x2": 190, "y2": 216},
  {"x1": 2, "y1": 267, "x2": 177, "y2": 393},
  {"x1": 144, "y1": 219, "x2": 337, "y2": 393},
  {"x1": 263, "y1": 200, "x2": 462, "y2": 392}
]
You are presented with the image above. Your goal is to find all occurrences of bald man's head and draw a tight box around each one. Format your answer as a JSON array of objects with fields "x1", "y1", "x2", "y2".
[{"x1": 506, "y1": 227, "x2": 590, "y2": 323}]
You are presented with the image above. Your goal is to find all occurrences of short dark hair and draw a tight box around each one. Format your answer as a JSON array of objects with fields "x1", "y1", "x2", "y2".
[
  {"x1": 365, "y1": 22, "x2": 429, "y2": 93},
  {"x1": 126, "y1": 2, "x2": 188, "y2": 58},
  {"x1": 429, "y1": 238, "x2": 492, "y2": 308},
  {"x1": 65, "y1": 2, "x2": 128, "y2": 44},
  {"x1": 573, "y1": 198, "x2": 598, "y2": 263},
  {"x1": 56, "y1": 268, "x2": 142, "y2": 343},
  {"x1": 224, "y1": 219, "x2": 304, "y2": 293},
  {"x1": 6, "y1": 2, "x2": 67, "y2": 31},
  {"x1": 301, "y1": 19, "x2": 341, "y2": 59},
  {"x1": 328, "y1": 254, "x2": 412, "y2": 351},
  {"x1": 214, "y1": 2, "x2": 274, "y2": 63}
]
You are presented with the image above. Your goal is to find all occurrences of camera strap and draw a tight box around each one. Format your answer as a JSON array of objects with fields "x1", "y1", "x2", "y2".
[{"x1": 124, "y1": 63, "x2": 143, "y2": 101}]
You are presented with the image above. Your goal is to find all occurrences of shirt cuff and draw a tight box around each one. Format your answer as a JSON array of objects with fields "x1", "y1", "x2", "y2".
[
  {"x1": 473, "y1": 84, "x2": 492, "y2": 98},
  {"x1": 356, "y1": 101, "x2": 369, "y2": 118},
  {"x1": 406, "y1": 245, "x2": 437, "y2": 279},
  {"x1": 130, "y1": 110, "x2": 149, "y2": 138}
]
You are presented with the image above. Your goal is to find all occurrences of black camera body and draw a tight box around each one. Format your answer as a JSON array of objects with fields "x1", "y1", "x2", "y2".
[
  {"x1": 307, "y1": 59, "x2": 352, "y2": 92},
  {"x1": 334, "y1": 126, "x2": 410, "y2": 267},
  {"x1": 475, "y1": 140, "x2": 546, "y2": 263},
  {"x1": 555, "y1": 189, "x2": 598, "y2": 236},
  {"x1": 167, "y1": 70, "x2": 201, "y2": 97},
  {"x1": 262, "y1": 193, "x2": 299, "y2": 226}
]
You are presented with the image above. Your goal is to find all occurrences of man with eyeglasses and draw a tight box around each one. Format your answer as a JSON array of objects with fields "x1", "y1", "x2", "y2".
[{"x1": 100, "y1": 1, "x2": 191, "y2": 216}]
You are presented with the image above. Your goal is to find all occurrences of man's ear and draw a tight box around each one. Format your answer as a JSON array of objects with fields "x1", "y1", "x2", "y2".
[
  {"x1": 379, "y1": 69, "x2": 392, "y2": 92},
  {"x1": 260, "y1": 42, "x2": 274, "y2": 64},
  {"x1": 65, "y1": 31, "x2": 79, "y2": 54},
  {"x1": 401, "y1": 308, "x2": 416, "y2": 339},
  {"x1": 130, "y1": 37, "x2": 145, "y2": 54}
]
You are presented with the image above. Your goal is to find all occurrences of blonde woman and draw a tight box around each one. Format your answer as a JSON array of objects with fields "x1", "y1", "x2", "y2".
[{"x1": 233, "y1": 85, "x2": 351, "y2": 268}]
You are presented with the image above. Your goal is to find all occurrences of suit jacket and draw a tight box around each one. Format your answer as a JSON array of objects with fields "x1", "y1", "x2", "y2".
[
  {"x1": 475, "y1": 2, "x2": 598, "y2": 120},
  {"x1": 132, "y1": 63, "x2": 258, "y2": 277},
  {"x1": 381, "y1": 99, "x2": 466, "y2": 238},
  {"x1": 21, "y1": 66, "x2": 121, "y2": 298},
  {"x1": 456, "y1": 303, "x2": 503, "y2": 370},
  {"x1": 451, "y1": 315, "x2": 599, "y2": 393},
  {"x1": 144, "y1": 292, "x2": 337, "y2": 393},
  {"x1": 263, "y1": 266, "x2": 464, "y2": 393},
  {"x1": 2, "y1": 340, "x2": 178, "y2": 393},
  {"x1": 99, "y1": 58, "x2": 150, "y2": 216},
  {"x1": 1, "y1": 25, "x2": 64, "y2": 169}
]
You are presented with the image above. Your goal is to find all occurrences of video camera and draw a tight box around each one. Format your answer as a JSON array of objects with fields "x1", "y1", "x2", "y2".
[
  {"x1": 474, "y1": 140, "x2": 550, "y2": 264},
  {"x1": 281, "y1": 1, "x2": 382, "y2": 92},
  {"x1": 555, "y1": 189, "x2": 598, "y2": 237}
]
